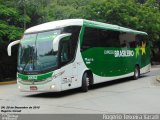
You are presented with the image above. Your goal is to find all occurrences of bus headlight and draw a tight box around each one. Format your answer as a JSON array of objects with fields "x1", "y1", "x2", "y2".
[
  {"x1": 18, "y1": 86, "x2": 21, "y2": 89},
  {"x1": 50, "y1": 84, "x2": 55, "y2": 89}
]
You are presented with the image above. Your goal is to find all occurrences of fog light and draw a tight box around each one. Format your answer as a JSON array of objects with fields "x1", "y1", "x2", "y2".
[
  {"x1": 50, "y1": 85, "x2": 55, "y2": 89},
  {"x1": 18, "y1": 86, "x2": 21, "y2": 89}
]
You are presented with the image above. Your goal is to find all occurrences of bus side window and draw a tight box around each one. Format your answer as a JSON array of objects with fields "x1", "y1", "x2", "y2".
[
  {"x1": 82, "y1": 27, "x2": 120, "y2": 50},
  {"x1": 82, "y1": 27, "x2": 99, "y2": 51},
  {"x1": 98, "y1": 29, "x2": 121, "y2": 48},
  {"x1": 62, "y1": 26, "x2": 81, "y2": 61},
  {"x1": 136, "y1": 34, "x2": 148, "y2": 47},
  {"x1": 59, "y1": 41, "x2": 71, "y2": 66},
  {"x1": 119, "y1": 32, "x2": 139, "y2": 48},
  {"x1": 82, "y1": 27, "x2": 121, "y2": 49},
  {"x1": 121, "y1": 40, "x2": 130, "y2": 48}
]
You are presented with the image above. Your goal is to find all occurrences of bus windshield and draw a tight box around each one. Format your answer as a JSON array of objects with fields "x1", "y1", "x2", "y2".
[{"x1": 18, "y1": 30, "x2": 61, "y2": 74}]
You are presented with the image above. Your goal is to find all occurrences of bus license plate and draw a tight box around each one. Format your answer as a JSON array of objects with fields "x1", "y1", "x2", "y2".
[{"x1": 30, "y1": 86, "x2": 37, "y2": 90}]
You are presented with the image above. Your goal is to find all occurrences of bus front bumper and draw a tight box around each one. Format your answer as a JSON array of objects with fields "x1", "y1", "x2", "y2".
[{"x1": 17, "y1": 79, "x2": 61, "y2": 92}]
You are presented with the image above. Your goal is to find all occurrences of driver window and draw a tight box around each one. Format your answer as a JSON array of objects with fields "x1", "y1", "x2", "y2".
[{"x1": 60, "y1": 41, "x2": 70, "y2": 66}]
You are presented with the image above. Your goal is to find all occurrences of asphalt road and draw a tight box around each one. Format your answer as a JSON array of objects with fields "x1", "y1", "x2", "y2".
[{"x1": 0, "y1": 67, "x2": 160, "y2": 114}]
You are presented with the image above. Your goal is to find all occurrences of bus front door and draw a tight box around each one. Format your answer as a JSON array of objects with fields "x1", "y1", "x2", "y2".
[{"x1": 60, "y1": 40, "x2": 78, "y2": 90}]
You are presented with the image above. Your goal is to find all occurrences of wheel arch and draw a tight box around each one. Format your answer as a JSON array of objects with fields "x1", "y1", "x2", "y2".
[
  {"x1": 135, "y1": 64, "x2": 140, "y2": 74},
  {"x1": 81, "y1": 69, "x2": 94, "y2": 86}
]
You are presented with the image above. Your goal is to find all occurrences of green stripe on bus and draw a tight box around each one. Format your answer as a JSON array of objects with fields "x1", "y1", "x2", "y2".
[{"x1": 17, "y1": 71, "x2": 53, "y2": 81}]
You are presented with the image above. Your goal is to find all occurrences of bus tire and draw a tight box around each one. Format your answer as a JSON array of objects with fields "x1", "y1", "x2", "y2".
[
  {"x1": 133, "y1": 66, "x2": 140, "y2": 80},
  {"x1": 81, "y1": 72, "x2": 89, "y2": 92}
]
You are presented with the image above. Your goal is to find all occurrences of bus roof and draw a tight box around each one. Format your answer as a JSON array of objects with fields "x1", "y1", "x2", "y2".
[
  {"x1": 25, "y1": 19, "x2": 147, "y2": 35},
  {"x1": 25, "y1": 19, "x2": 83, "y2": 34}
]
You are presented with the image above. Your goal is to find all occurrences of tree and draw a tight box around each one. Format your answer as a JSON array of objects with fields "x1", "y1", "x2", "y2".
[
  {"x1": 0, "y1": 0, "x2": 160, "y2": 42},
  {"x1": 82, "y1": 0, "x2": 160, "y2": 41},
  {"x1": 0, "y1": 3, "x2": 30, "y2": 42}
]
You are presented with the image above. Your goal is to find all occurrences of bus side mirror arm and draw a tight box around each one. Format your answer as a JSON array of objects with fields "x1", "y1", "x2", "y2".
[
  {"x1": 53, "y1": 33, "x2": 71, "y2": 52},
  {"x1": 7, "y1": 40, "x2": 21, "y2": 56}
]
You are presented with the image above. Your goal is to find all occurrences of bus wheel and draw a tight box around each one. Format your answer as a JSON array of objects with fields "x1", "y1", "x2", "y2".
[
  {"x1": 133, "y1": 66, "x2": 140, "y2": 80},
  {"x1": 81, "y1": 72, "x2": 89, "y2": 92}
]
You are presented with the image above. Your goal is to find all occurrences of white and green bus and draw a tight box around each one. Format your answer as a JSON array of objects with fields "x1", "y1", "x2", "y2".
[{"x1": 8, "y1": 19, "x2": 150, "y2": 92}]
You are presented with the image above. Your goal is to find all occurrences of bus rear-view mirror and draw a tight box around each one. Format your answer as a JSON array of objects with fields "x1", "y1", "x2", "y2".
[
  {"x1": 53, "y1": 33, "x2": 71, "y2": 52},
  {"x1": 7, "y1": 40, "x2": 21, "y2": 56}
]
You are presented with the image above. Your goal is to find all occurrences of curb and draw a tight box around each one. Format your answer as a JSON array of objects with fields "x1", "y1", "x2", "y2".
[
  {"x1": 156, "y1": 76, "x2": 160, "y2": 82},
  {"x1": 0, "y1": 81, "x2": 16, "y2": 85},
  {"x1": 152, "y1": 65, "x2": 160, "y2": 68}
]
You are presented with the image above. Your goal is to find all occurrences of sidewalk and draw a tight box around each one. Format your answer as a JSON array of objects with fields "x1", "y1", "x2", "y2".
[
  {"x1": 151, "y1": 65, "x2": 160, "y2": 68},
  {"x1": 151, "y1": 65, "x2": 160, "y2": 82},
  {"x1": 0, "y1": 77, "x2": 16, "y2": 85},
  {"x1": 0, "y1": 80, "x2": 16, "y2": 85}
]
